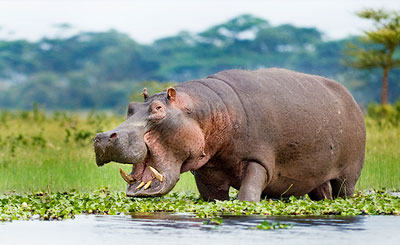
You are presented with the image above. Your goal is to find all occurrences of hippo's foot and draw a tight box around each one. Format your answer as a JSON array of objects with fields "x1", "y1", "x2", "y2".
[
  {"x1": 309, "y1": 175, "x2": 357, "y2": 200},
  {"x1": 238, "y1": 162, "x2": 268, "y2": 202},
  {"x1": 308, "y1": 181, "x2": 333, "y2": 200}
]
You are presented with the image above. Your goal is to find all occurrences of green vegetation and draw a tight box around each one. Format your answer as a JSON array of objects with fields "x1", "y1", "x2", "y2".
[
  {"x1": 366, "y1": 100, "x2": 400, "y2": 126},
  {"x1": 355, "y1": 101, "x2": 400, "y2": 189},
  {"x1": 0, "y1": 189, "x2": 399, "y2": 222},
  {"x1": 345, "y1": 9, "x2": 400, "y2": 105},
  {"x1": 1, "y1": 14, "x2": 400, "y2": 110},
  {"x1": 204, "y1": 217, "x2": 224, "y2": 225},
  {"x1": 0, "y1": 109, "x2": 197, "y2": 193},
  {"x1": 254, "y1": 220, "x2": 294, "y2": 230}
]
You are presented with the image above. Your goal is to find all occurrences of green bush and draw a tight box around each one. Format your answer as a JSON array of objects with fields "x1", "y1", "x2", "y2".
[{"x1": 367, "y1": 100, "x2": 400, "y2": 126}]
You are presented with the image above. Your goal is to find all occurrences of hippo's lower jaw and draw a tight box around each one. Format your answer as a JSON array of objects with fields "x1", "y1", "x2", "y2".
[{"x1": 120, "y1": 167, "x2": 179, "y2": 197}]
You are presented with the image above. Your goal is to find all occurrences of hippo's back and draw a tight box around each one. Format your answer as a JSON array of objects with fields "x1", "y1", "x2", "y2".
[{"x1": 206, "y1": 68, "x2": 365, "y2": 147}]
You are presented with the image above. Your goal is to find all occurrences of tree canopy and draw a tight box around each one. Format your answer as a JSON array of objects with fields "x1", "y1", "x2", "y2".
[{"x1": 345, "y1": 9, "x2": 400, "y2": 105}]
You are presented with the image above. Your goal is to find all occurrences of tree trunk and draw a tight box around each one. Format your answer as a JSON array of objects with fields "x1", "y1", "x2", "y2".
[
  {"x1": 381, "y1": 67, "x2": 389, "y2": 105},
  {"x1": 381, "y1": 49, "x2": 394, "y2": 105}
]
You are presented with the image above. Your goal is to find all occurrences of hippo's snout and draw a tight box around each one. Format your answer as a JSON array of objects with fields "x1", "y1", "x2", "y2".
[
  {"x1": 93, "y1": 129, "x2": 147, "y2": 167},
  {"x1": 94, "y1": 132, "x2": 118, "y2": 145},
  {"x1": 94, "y1": 131, "x2": 119, "y2": 145},
  {"x1": 94, "y1": 131, "x2": 119, "y2": 166}
]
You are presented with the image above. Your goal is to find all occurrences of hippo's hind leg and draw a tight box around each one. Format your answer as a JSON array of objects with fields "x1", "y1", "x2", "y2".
[
  {"x1": 308, "y1": 177, "x2": 357, "y2": 200},
  {"x1": 193, "y1": 168, "x2": 230, "y2": 201},
  {"x1": 330, "y1": 177, "x2": 357, "y2": 198},
  {"x1": 308, "y1": 181, "x2": 333, "y2": 200},
  {"x1": 237, "y1": 162, "x2": 268, "y2": 202},
  {"x1": 330, "y1": 159, "x2": 363, "y2": 198}
]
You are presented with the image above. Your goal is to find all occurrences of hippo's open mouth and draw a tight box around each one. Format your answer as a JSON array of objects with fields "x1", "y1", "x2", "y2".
[{"x1": 119, "y1": 160, "x2": 175, "y2": 197}]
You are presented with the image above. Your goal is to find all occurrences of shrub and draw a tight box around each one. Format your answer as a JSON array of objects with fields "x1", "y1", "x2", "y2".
[{"x1": 367, "y1": 100, "x2": 400, "y2": 126}]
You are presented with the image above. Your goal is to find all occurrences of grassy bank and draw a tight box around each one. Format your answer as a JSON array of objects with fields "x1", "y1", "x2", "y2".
[
  {"x1": 0, "y1": 109, "x2": 399, "y2": 193},
  {"x1": 356, "y1": 118, "x2": 400, "y2": 189},
  {"x1": 0, "y1": 110, "x2": 197, "y2": 193}
]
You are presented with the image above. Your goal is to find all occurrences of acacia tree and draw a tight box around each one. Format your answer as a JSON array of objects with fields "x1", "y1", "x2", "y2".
[{"x1": 346, "y1": 9, "x2": 400, "y2": 105}]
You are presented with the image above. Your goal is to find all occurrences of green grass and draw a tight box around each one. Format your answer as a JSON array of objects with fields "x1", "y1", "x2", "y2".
[
  {"x1": 0, "y1": 109, "x2": 399, "y2": 193},
  {"x1": 356, "y1": 118, "x2": 400, "y2": 190},
  {"x1": 0, "y1": 110, "x2": 198, "y2": 193}
]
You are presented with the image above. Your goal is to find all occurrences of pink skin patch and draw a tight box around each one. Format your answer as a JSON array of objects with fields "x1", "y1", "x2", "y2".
[{"x1": 130, "y1": 161, "x2": 153, "y2": 183}]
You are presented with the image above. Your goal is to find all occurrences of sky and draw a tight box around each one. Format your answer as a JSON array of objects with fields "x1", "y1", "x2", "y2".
[{"x1": 0, "y1": 0, "x2": 399, "y2": 44}]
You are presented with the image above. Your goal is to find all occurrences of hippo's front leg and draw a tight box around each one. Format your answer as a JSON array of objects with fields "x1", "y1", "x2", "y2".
[{"x1": 238, "y1": 162, "x2": 268, "y2": 202}]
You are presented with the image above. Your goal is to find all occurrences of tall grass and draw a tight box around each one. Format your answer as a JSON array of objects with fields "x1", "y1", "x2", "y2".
[
  {"x1": 0, "y1": 108, "x2": 398, "y2": 193},
  {"x1": 356, "y1": 117, "x2": 400, "y2": 190},
  {"x1": 0, "y1": 110, "x2": 197, "y2": 193}
]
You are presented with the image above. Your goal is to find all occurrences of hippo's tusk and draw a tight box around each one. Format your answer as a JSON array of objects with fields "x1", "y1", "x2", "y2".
[
  {"x1": 120, "y1": 168, "x2": 134, "y2": 183},
  {"x1": 148, "y1": 166, "x2": 164, "y2": 182},
  {"x1": 136, "y1": 181, "x2": 145, "y2": 189},
  {"x1": 144, "y1": 180, "x2": 152, "y2": 190}
]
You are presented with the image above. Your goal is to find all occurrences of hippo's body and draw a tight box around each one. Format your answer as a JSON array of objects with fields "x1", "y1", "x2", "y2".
[{"x1": 94, "y1": 68, "x2": 366, "y2": 202}]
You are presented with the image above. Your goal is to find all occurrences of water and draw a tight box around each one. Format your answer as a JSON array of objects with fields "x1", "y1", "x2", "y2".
[{"x1": 1, "y1": 214, "x2": 399, "y2": 245}]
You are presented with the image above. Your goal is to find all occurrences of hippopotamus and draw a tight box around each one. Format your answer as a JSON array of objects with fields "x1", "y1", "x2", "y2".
[{"x1": 94, "y1": 68, "x2": 366, "y2": 202}]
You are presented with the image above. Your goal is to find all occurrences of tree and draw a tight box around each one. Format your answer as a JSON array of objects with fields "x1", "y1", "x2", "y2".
[{"x1": 345, "y1": 9, "x2": 400, "y2": 105}]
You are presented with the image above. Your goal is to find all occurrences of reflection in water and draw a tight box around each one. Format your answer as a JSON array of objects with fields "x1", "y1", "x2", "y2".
[
  {"x1": 1, "y1": 214, "x2": 399, "y2": 245},
  {"x1": 266, "y1": 216, "x2": 365, "y2": 231}
]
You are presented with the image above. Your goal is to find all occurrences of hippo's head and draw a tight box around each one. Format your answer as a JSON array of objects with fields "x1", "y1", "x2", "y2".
[{"x1": 94, "y1": 88, "x2": 206, "y2": 197}]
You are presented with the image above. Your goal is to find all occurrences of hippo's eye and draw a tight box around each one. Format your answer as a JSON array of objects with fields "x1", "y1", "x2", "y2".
[
  {"x1": 152, "y1": 105, "x2": 163, "y2": 114},
  {"x1": 149, "y1": 101, "x2": 166, "y2": 121}
]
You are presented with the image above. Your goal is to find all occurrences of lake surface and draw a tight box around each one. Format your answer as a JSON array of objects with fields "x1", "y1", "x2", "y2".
[{"x1": 1, "y1": 214, "x2": 400, "y2": 245}]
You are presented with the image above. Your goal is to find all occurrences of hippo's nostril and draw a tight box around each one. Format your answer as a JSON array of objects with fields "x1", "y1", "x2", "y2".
[{"x1": 110, "y1": 133, "x2": 118, "y2": 139}]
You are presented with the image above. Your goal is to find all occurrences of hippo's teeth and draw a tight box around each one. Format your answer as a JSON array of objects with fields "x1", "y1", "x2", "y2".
[
  {"x1": 119, "y1": 168, "x2": 134, "y2": 184},
  {"x1": 136, "y1": 181, "x2": 145, "y2": 189},
  {"x1": 148, "y1": 166, "x2": 164, "y2": 182},
  {"x1": 144, "y1": 180, "x2": 152, "y2": 190}
]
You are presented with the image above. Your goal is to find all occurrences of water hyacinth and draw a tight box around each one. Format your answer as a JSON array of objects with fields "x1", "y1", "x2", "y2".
[
  {"x1": 0, "y1": 189, "x2": 399, "y2": 222},
  {"x1": 254, "y1": 220, "x2": 294, "y2": 230}
]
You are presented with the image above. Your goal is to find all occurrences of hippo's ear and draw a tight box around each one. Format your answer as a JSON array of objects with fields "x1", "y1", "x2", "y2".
[
  {"x1": 127, "y1": 102, "x2": 137, "y2": 118},
  {"x1": 167, "y1": 87, "x2": 176, "y2": 102},
  {"x1": 143, "y1": 88, "x2": 150, "y2": 101}
]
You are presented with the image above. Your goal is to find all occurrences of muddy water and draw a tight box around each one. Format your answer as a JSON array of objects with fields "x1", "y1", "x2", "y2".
[{"x1": 1, "y1": 214, "x2": 399, "y2": 245}]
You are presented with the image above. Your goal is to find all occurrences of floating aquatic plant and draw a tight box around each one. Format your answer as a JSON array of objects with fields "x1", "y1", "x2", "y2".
[
  {"x1": 254, "y1": 220, "x2": 294, "y2": 230},
  {"x1": 0, "y1": 189, "x2": 399, "y2": 222}
]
